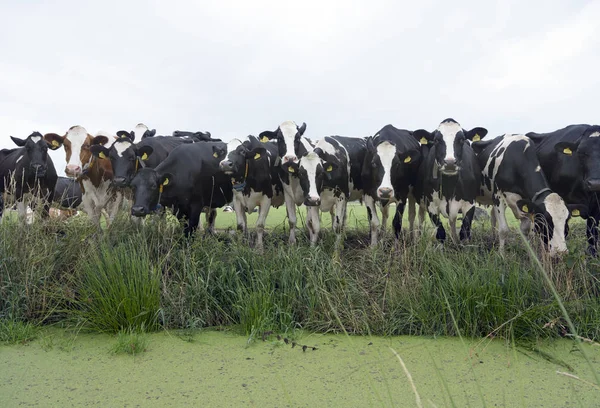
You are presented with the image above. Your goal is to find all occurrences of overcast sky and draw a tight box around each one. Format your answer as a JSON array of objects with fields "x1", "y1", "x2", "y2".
[{"x1": 1, "y1": 0, "x2": 599, "y2": 176}]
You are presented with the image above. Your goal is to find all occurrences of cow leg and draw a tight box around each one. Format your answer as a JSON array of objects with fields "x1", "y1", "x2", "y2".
[
  {"x1": 459, "y1": 205, "x2": 476, "y2": 241},
  {"x1": 429, "y1": 212, "x2": 446, "y2": 243},
  {"x1": 381, "y1": 202, "x2": 390, "y2": 235},
  {"x1": 407, "y1": 193, "x2": 416, "y2": 237},
  {"x1": 284, "y1": 191, "x2": 298, "y2": 244},
  {"x1": 233, "y1": 195, "x2": 247, "y2": 234},
  {"x1": 306, "y1": 206, "x2": 320, "y2": 246},
  {"x1": 332, "y1": 196, "x2": 346, "y2": 235},
  {"x1": 392, "y1": 201, "x2": 406, "y2": 240},
  {"x1": 586, "y1": 217, "x2": 599, "y2": 256},
  {"x1": 494, "y1": 201, "x2": 510, "y2": 254},
  {"x1": 448, "y1": 199, "x2": 462, "y2": 244},
  {"x1": 206, "y1": 209, "x2": 217, "y2": 234},
  {"x1": 184, "y1": 206, "x2": 201, "y2": 237},
  {"x1": 364, "y1": 195, "x2": 380, "y2": 246},
  {"x1": 255, "y1": 196, "x2": 271, "y2": 249},
  {"x1": 16, "y1": 201, "x2": 28, "y2": 223}
]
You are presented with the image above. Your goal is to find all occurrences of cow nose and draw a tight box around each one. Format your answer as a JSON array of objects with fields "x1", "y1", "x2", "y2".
[
  {"x1": 219, "y1": 160, "x2": 233, "y2": 172},
  {"x1": 66, "y1": 164, "x2": 81, "y2": 176},
  {"x1": 131, "y1": 206, "x2": 147, "y2": 217},
  {"x1": 112, "y1": 177, "x2": 127, "y2": 187},
  {"x1": 444, "y1": 158, "x2": 457, "y2": 169},
  {"x1": 377, "y1": 187, "x2": 393, "y2": 198},
  {"x1": 586, "y1": 179, "x2": 600, "y2": 192},
  {"x1": 305, "y1": 196, "x2": 321, "y2": 206},
  {"x1": 283, "y1": 155, "x2": 297, "y2": 163}
]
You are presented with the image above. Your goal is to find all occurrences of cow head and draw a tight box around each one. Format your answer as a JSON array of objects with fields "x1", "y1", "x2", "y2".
[
  {"x1": 258, "y1": 121, "x2": 307, "y2": 164},
  {"x1": 90, "y1": 136, "x2": 153, "y2": 188},
  {"x1": 516, "y1": 193, "x2": 582, "y2": 257},
  {"x1": 414, "y1": 119, "x2": 487, "y2": 176},
  {"x1": 130, "y1": 168, "x2": 172, "y2": 217},
  {"x1": 296, "y1": 150, "x2": 341, "y2": 206},
  {"x1": 554, "y1": 126, "x2": 600, "y2": 192},
  {"x1": 10, "y1": 132, "x2": 50, "y2": 177},
  {"x1": 132, "y1": 123, "x2": 156, "y2": 140},
  {"x1": 365, "y1": 137, "x2": 420, "y2": 200},
  {"x1": 44, "y1": 126, "x2": 110, "y2": 177},
  {"x1": 218, "y1": 138, "x2": 247, "y2": 177}
]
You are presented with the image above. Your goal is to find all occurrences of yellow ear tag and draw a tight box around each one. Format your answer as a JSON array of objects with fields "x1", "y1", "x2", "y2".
[
  {"x1": 141, "y1": 153, "x2": 148, "y2": 161},
  {"x1": 98, "y1": 152, "x2": 106, "y2": 159},
  {"x1": 254, "y1": 153, "x2": 261, "y2": 160},
  {"x1": 563, "y1": 147, "x2": 572, "y2": 155},
  {"x1": 326, "y1": 165, "x2": 333, "y2": 172},
  {"x1": 404, "y1": 156, "x2": 412, "y2": 163},
  {"x1": 522, "y1": 205, "x2": 529, "y2": 213},
  {"x1": 572, "y1": 209, "x2": 580, "y2": 217},
  {"x1": 472, "y1": 134, "x2": 481, "y2": 142},
  {"x1": 213, "y1": 152, "x2": 218, "y2": 158},
  {"x1": 162, "y1": 178, "x2": 169, "y2": 186},
  {"x1": 420, "y1": 137, "x2": 428, "y2": 145},
  {"x1": 288, "y1": 166, "x2": 295, "y2": 173},
  {"x1": 260, "y1": 136, "x2": 269, "y2": 143},
  {"x1": 52, "y1": 140, "x2": 59, "y2": 147}
]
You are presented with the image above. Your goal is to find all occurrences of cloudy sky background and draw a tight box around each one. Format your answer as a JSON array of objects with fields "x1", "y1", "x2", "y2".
[{"x1": 1, "y1": 0, "x2": 599, "y2": 176}]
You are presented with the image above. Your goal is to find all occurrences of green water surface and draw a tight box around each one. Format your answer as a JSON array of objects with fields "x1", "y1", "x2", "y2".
[{"x1": 1, "y1": 330, "x2": 598, "y2": 407}]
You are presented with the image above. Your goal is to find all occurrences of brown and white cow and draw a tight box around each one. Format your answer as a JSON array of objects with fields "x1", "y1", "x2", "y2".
[{"x1": 44, "y1": 125, "x2": 123, "y2": 226}]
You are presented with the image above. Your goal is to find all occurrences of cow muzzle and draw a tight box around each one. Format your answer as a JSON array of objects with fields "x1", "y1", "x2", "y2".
[
  {"x1": 219, "y1": 160, "x2": 234, "y2": 174},
  {"x1": 31, "y1": 164, "x2": 46, "y2": 177},
  {"x1": 304, "y1": 196, "x2": 321, "y2": 206},
  {"x1": 112, "y1": 177, "x2": 128, "y2": 188},
  {"x1": 377, "y1": 187, "x2": 393, "y2": 199},
  {"x1": 585, "y1": 178, "x2": 600, "y2": 192},
  {"x1": 131, "y1": 206, "x2": 148, "y2": 217},
  {"x1": 440, "y1": 159, "x2": 458, "y2": 176},
  {"x1": 65, "y1": 164, "x2": 82, "y2": 177}
]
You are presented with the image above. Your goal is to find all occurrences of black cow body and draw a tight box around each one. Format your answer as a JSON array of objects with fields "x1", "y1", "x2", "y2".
[
  {"x1": 258, "y1": 121, "x2": 313, "y2": 244},
  {"x1": 294, "y1": 136, "x2": 367, "y2": 244},
  {"x1": 130, "y1": 141, "x2": 233, "y2": 236},
  {"x1": 53, "y1": 176, "x2": 82, "y2": 209},
  {"x1": 0, "y1": 132, "x2": 57, "y2": 221},
  {"x1": 473, "y1": 134, "x2": 571, "y2": 256},
  {"x1": 218, "y1": 136, "x2": 284, "y2": 248},
  {"x1": 361, "y1": 125, "x2": 421, "y2": 246},
  {"x1": 172, "y1": 130, "x2": 218, "y2": 142},
  {"x1": 526, "y1": 124, "x2": 600, "y2": 255},
  {"x1": 412, "y1": 119, "x2": 488, "y2": 244}
]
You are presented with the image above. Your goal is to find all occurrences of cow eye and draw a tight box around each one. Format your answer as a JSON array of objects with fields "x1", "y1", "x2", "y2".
[
  {"x1": 371, "y1": 160, "x2": 377, "y2": 168},
  {"x1": 82, "y1": 144, "x2": 90, "y2": 149}
]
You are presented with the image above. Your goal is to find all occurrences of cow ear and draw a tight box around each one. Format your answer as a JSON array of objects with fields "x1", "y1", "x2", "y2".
[
  {"x1": 143, "y1": 129, "x2": 156, "y2": 139},
  {"x1": 397, "y1": 148, "x2": 421, "y2": 164},
  {"x1": 137, "y1": 146, "x2": 154, "y2": 161},
  {"x1": 366, "y1": 136, "x2": 376, "y2": 153},
  {"x1": 285, "y1": 162, "x2": 299, "y2": 174},
  {"x1": 246, "y1": 147, "x2": 267, "y2": 160},
  {"x1": 90, "y1": 145, "x2": 110, "y2": 159},
  {"x1": 44, "y1": 133, "x2": 64, "y2": 150},
  {"x1": 567, "y1": 204, "x2": 588, "y2": 219},
  {"x1": 413, "y1": 129, "x2": 433, "y2": 145},
  {"x1": 91, "y1": 135, "x2": 109, "y2": 146},
  {"x1": 297, "y1": 122, "x2": 307, "y2": 137},
  {"x1": 466, "y1": 127, "x2": 488, "y2": 142},
  {"x1": 159, "y1": 173, "x2": 173, "y2": 189},
  {"x1": 554, "y1": 142, "x2": 578, "y2": 156},
  {"x1": 212, "y1": 145, "x2": 225, "y2": 159},
  {"x1": 324, "y1": 161, "x2": 338, "y2": 173},
  {"x1": 516, "y1": 199, "x2": 540, "y2": 215},
  {"x1": 259, "y1": 130, "x2": 277, "y2": 143},
  {"x1": 116, "y1": 130, "x2": 133, "y2": 142},
  {"x1": 10, "y1": 136, "x2": 26, "y2": 147}
]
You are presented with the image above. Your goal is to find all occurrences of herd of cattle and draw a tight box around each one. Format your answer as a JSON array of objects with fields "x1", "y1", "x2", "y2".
[{"x1": 1, "y1": 119, "x2": 599, "y2": 256}]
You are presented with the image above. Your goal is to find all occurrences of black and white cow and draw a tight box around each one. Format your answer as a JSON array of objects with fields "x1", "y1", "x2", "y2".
[
  {"x1": 258, "y1": 121, "x2": 313, "y2": 244},
  {"x1": 89, "y1": 131, "x2": 192, "y2": 189},
  {"x1": 130, "y1": 141, "x2": 233, "y2": 236},
  {"x1": 361, "y1": 125, "x2": 422, "y2": 246},
  {"x1": 291, "y1": 136, "x2": 366, "y2": 244},
  {"x1": 217, "y1": 136, "x2": 284, "y2": 248},
  {"x1": 412, "y1": 119, "x2": 488, "y2": 243},
  {"x1": 473, "y1": 134, "x2": 574, "y2": 256},
  {"x1": 172, "y1": 130, "x2": 216, "y2": 142},
  {"x1": 131, "y1": 123, "x2": 156, "y2": 140},
  {"x1": 0, "y1": 132, "x2": 57, "y2": 221},
  {"x1": 526, "y1": 124, "x2": 600, "y2": 255}
]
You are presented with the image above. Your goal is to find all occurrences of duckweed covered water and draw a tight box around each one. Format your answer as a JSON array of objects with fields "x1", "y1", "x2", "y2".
[{"x1": 1, "y1": 330, "x2": 599, "y2": 407}]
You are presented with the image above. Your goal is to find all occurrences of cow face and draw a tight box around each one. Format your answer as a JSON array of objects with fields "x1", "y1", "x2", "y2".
[
  {"x1": 259, "y1": 121, "x2": 307, "y2": 164},
  {"x1": 555, "y1": 128, "x2": 600, "y2": 192},
  {"x1": 11, "y1": 132, "x2": 50, "y2": 177},
  {"x1": 130, "y1": 168, "x2": 171, "y2": 217},
  {"x1": 415, "y1": 119, "x2": 487, "y2": 176},
  {"x1": 365, "y1": 138, "x2": 420, "y2": 200},
  {"x1": 44, "y1": 126, "x2": 109, "y2": 177},
  {"x1": 219, "y1": 139, "x2": 247, "y2": 178},
  {"x1": 90, "y1": 137, "x2": 153, "y2": 188},
  {"x1": 517, "y1": 193, "x2": 570, "y2": 256},
  {"x1": 132, "y1": 123, "x2": 156, "y2": 140},
  {"x1": 297, "y1": 152, "x2": 325, "y2": 206}
]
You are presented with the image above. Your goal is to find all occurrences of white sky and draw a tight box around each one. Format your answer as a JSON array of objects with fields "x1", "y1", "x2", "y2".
[{"x1": 1, "y1": 0, "x2": 599, "y2": 176}]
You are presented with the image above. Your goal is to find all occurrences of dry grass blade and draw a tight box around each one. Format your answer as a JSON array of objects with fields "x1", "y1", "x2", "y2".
[
  {"x1": 390, "y1": 347, "x2": 422, "y2": 408},
  {"x1": 556, "y1": 371, "x2": 600, "y2": 391}
]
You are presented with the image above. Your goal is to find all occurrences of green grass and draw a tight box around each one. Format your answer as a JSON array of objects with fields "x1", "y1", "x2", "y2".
[
  {"x1": 111, "y1": 328, "x2": 149, "y2": 356},
  {"x1": 0, "y1": 319, "x2": 38, "y2": 344}
]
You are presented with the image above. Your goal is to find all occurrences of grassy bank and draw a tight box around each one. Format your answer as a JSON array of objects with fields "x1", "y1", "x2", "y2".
[{"x1": 1, "y1": 205, "x2": 599, "y2": 345}]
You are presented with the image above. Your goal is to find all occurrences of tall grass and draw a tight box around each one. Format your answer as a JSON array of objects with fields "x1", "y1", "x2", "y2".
[{"x1": 1, "y1": 207, "x2": 599, "y2": 343}]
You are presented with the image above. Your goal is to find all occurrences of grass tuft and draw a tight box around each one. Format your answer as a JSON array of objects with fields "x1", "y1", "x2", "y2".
[
  {"x1": 111, "y1": 328, "x2": 149, "y2": 356},
  {"x1": 0, "y1": 319, "x2": 38, "y2": 344}
]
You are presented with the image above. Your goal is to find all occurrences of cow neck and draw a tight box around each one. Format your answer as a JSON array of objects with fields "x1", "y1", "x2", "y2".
[
  {"x1": 232, "y1": 160, "x2": 249, "y2": 192},
  {"x1": 532, "y1": 187, "x2": 552, "y2": 204}
]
